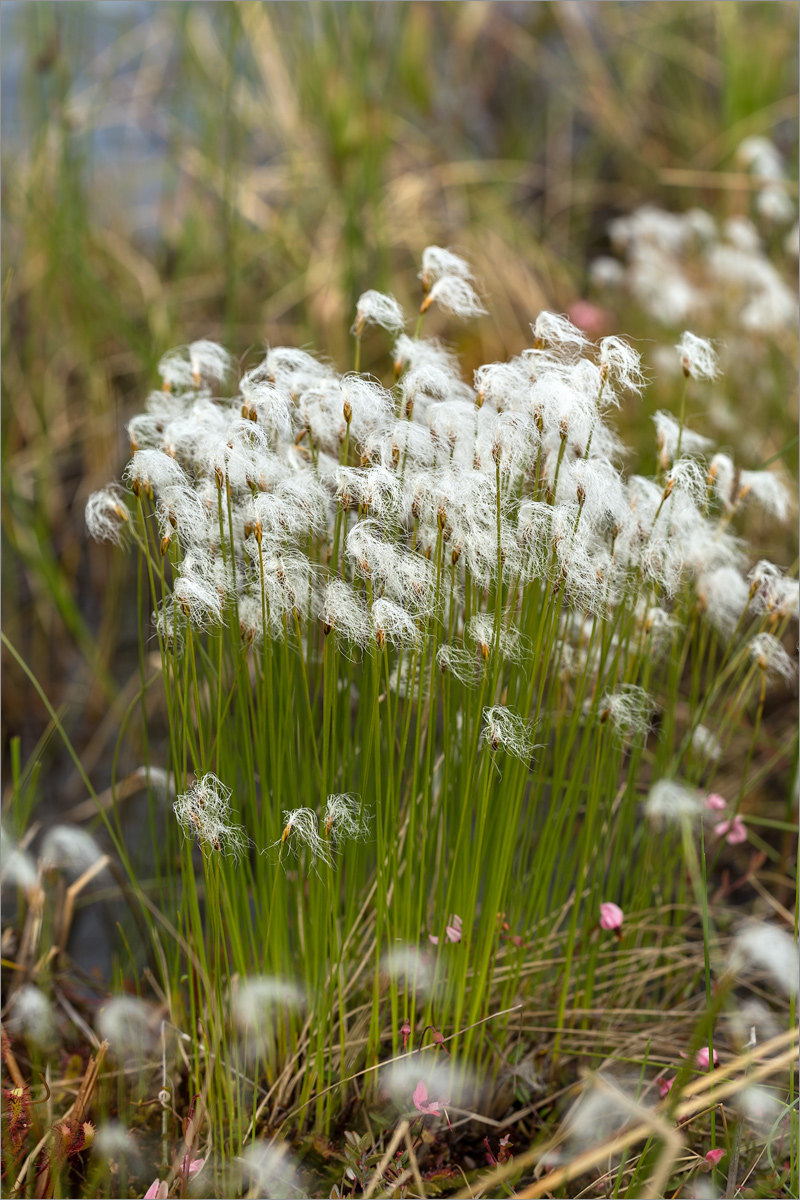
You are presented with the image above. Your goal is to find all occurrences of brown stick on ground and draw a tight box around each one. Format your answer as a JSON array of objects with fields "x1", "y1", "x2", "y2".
[{"x1": 14, "y1": 1040, "x2": 109, "y2": 1196}]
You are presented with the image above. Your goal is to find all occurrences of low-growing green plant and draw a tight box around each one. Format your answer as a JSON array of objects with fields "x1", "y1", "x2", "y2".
[{"x1": 73, "y1": 244, "x2": 798, "y2": 1184}]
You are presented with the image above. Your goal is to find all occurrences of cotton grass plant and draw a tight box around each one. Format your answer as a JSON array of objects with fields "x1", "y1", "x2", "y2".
[{"x1": 77, "y1": 243, "x2": 800, "y2": 1182}]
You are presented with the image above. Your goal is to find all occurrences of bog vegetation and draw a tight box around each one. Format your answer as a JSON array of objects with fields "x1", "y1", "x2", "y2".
[{"x1": 1, "y1": 5, "x2": 798, "y2": 1198}]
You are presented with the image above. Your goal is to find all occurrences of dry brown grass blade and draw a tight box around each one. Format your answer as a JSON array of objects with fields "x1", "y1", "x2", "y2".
[
  {"x1": 516, "y1": 1079, "x2": 684, "y2": 1200},
  {"x1": 1, "y1": 1019, "x2": 29, "y2": 1090},
  {"x1": 55, "y1": 855, "x2": 111, "y2": 955},
  {"x1": 13, "y1": 1039, "x2": 108, "y2": 1193},
  {"x1": 236, "y1": 1, "x2": 304, "y2": 147},
  {"x1": 403, "y1": 1125, "x2": 426, "y2": 1199},
  {"x1": 454, "y1": 1030, "x2": 798, "y2": 1199},
  {"x1": 658, "y1": 167, "x2": 800, "y2": 193},
  {"x1": 65, "y1": 764, "x2": 168, "y2": 824},
  {"x1": 362, "y1": 1118, "x2": 410, "y2": 1200}
]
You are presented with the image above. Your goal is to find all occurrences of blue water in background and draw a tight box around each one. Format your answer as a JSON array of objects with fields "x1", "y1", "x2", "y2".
[{"x1": 2, "y1": 1, "x2": 178, "y2": 239}]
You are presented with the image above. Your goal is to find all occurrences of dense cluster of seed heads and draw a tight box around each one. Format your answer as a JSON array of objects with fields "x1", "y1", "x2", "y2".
[{"x1": 87, "y1": 245, "x2": 797, "y2": 859}]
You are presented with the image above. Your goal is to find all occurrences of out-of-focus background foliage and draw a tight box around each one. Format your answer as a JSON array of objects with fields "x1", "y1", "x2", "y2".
[{"x1": 2, "y1": 0, "x2": 798, "y2": 804}]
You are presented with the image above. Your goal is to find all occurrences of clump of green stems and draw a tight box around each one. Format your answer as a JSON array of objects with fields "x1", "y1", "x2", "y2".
[{"x1": 86, "y1": 264, "x2": 796, "y2": 1161}]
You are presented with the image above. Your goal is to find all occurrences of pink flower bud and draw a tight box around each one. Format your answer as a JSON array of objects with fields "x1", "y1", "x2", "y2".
[
  {"x1": 445, "y1": 914, "x2": 462, "y2": 943},
  {"x1": 695, "y1": 1046, "x2": 719, "y2": 1069},
  {"x1": 599, "y1": 902, "x2": 624, "y2": 931},
  {"x1": 705, "y1": 1148, "x2": 724, "y2": 1167},
  {"x1": 657, "y1": 1075, "x2": 675, "y2": 1099},
  {"x1": 714, "y1": 816, "x2": 747, "y2": 845},
  {"x1": 704, "y1": 793, "x2": 727, "y2": 811}
]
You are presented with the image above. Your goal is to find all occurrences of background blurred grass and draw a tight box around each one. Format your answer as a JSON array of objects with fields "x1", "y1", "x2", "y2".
[{"x1": 2, "y1": 0, "x2": 798, "y2": 805}]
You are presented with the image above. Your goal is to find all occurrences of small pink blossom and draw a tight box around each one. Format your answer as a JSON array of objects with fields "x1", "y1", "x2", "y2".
[
  {"x1": 599, "y1": 902, "x2": 624, "y2": 932},
  {"x1": 181, "y1": 1155, "x2": 205, "y2": 1177},
  {"x1": 445, "y1": 914, "x2": 462, "y2": 942},
  {"x1": 412, "y1": 1080, "x2": 448, "y2": 1116},
  {"x1": 714, "y1": 816, "x2": 747, "y2": 845},
  {"x1": 144, "y1": 1181, "x2": 168, "y2": 1200},
  {"x1": 704, "y1": 793, "x2": 727, "y2": 812},
  {"x1": 567, "y1": 300, "x2": 611, "y2": 337},
  {"x1": 657, "y1": 1075, "x2": 675, "y2": 1099},
  {"x1": 429, "y1": 914, "x2": 462, "y2": 945},
  {"x1": 695, "y1": 1046, "x2": 719, "y2": 1069},
  {"x1": 704, "y1": 1147, "x2": 724, "y2": 1168},
  {"x1": 400, "y1": 1021, "x2": 411, "y2": 1051}
]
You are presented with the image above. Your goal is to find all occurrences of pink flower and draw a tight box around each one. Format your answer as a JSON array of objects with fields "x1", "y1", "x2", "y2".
[
  {"x1": 181, "y1": 1155, "x2": 205, "y2": 1177},
  {"x1": 429, "y1": 914, "x2": 462, "y2": 945},
  {"x1": 705, "y1": 1147, "x2": 724, "y2": 1168},
  {"x1": 567, "y1": 300, "x2": 611, "y2": 337},
  {"x1": 412, "y1": 1080, "x2": 448, "y2": 1116},
  {"x1": 599, "y1": 902, "x2": 624, "y2": 932},
  {"x1": 714, "y1": 816, "x2": 747, "y2": 845},
  {"x1": 400, "y1": 1021, "x2": 411, "y2": 1051},
  {"x1": 445, "y1": 915, "x2": 462, "y2": 943},
  {"x1": 695, "y1": 1046, "x2": 719, "y2": 1069},
  {"x1": 704, "y1": 793, "x2": 727, "y2": 811},
  {"x1": 144, "y1": 1181, "x2": 168, "y2": 1200},
  {"x1": 657, "y1": 1076, "x2": 675, "y2": 1099}
]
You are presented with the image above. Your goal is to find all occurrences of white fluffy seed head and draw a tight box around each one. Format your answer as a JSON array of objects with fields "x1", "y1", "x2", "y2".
[
  {"x1": 531, "y1": 312, "x2": 591, "y2": 357},
  {"x1": 691, "y1": 724, "x2": 722, "y2": 763},
  {"x1": 419, "y1": 245, "x2": 475, "y2": 288},
  {"x1": 393, "y1": 333, "x2": 458, "y2": 378},
  {"x1": 189, "y1": 339, "x2": 232, "y2": 386},
  {"x1": 383, "y1": 1055, "x2": 473, "y2": 1114},
  {"x1": 232, "y1": 976, "x2": 304, "y2": 1034},
  {"x1": 96, "y1": 995, "x2": 159, "y2": 1058},
  {"x1": 371, "y1": 597, "x2": 418, "y2": 647},
  {"x1": 124, "y1": 448, "x2": 187, "y2": 496},
  {"x1": 748, "y1": 561, "x2": 799, "y2": 619},
  {"x1": 598, "y1": 685, "x2": 656, "y2": 743},
  {"x1": 468, "y1": 614, "x2": 527, "y2": 663},
  {"x1": 158, "y1": 340, "x2": 231, "y2": 392},
  {"x1": 7, "y1": 985, "x2": 57, "y2": 1045},
  {"x1": 481, "y1": 705, "x2": 539, "y2": 760},
  {"x1": 240, "y1": 1142, "x2": 303, "y2": 1200},
  {"x1": 675, "y1": 331, "x2": 720, "y2": 381},
  {"x1": 729, "y1": 922, "x2": 798, "y2": 996},
  {"x1": 748, "y1": 632, "x2": 797, "y2": 685},
  {"x1": 381, "y1": 944, "x2": 433, "y2": 993},
  {"x1": 353, "y1": 289, "x2": 406, "y2": 334},
  {"x1": 422, "y1": 275, "x2": 487, "y2": 320},
  {"x1": 597, "y1": 336, "x2": 646, "y2": 395},
  {"x1": 566, "y1": 1075, "x2": 645, "y2": 1149},
  {"x1": 93, "y1": 1122, "x2": 142, "y2": 1166},
  {"x1": 645, "y1": 779, "x2": 702, "y2": 825},
  {"x1": 323, "y1": 793, "x2": 371, "y2": 843},
  {"x1": 653, "y1": 412, "x2": 712, "y2": 467},
  {"x1": 590, "y1": 256, "x2": 625, "y2": 288},
  {"x1": 86, "y1": 486, "x2": 130, "y2": 545},
  {"x1": 698, "y1": 566, "x2": 751, "y2": 636},
  {"x1": 737, "y1": 136, "x2": 785, "y2": 182},
  {"x1": 41, "y1": 826, "x2": 104, "y2": 877},
  {"x1": 322, "y1": 579, "x2": 370, "y2": 648},
  {"x1": 173, "y1": 573, "x2": 224, "y2": 627},
  {"x1": 1, "y1": 827, "x2": 38, "y2": 893},
  {"x1": 737, "y1": 469, "x2": 791, "y2": 522},
  {"x1": 274, "y1": 808, "x2": 332, "y2": 869},
  {"x1": 735, "y1": 1085, "x2": 783, "y2": 1135},
  {"x1": 437, "y1": 643, "x2": 481, "y2": 687},
  {"x1": 173, "y1": 773, "x2": 251, "y2": 861}
]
